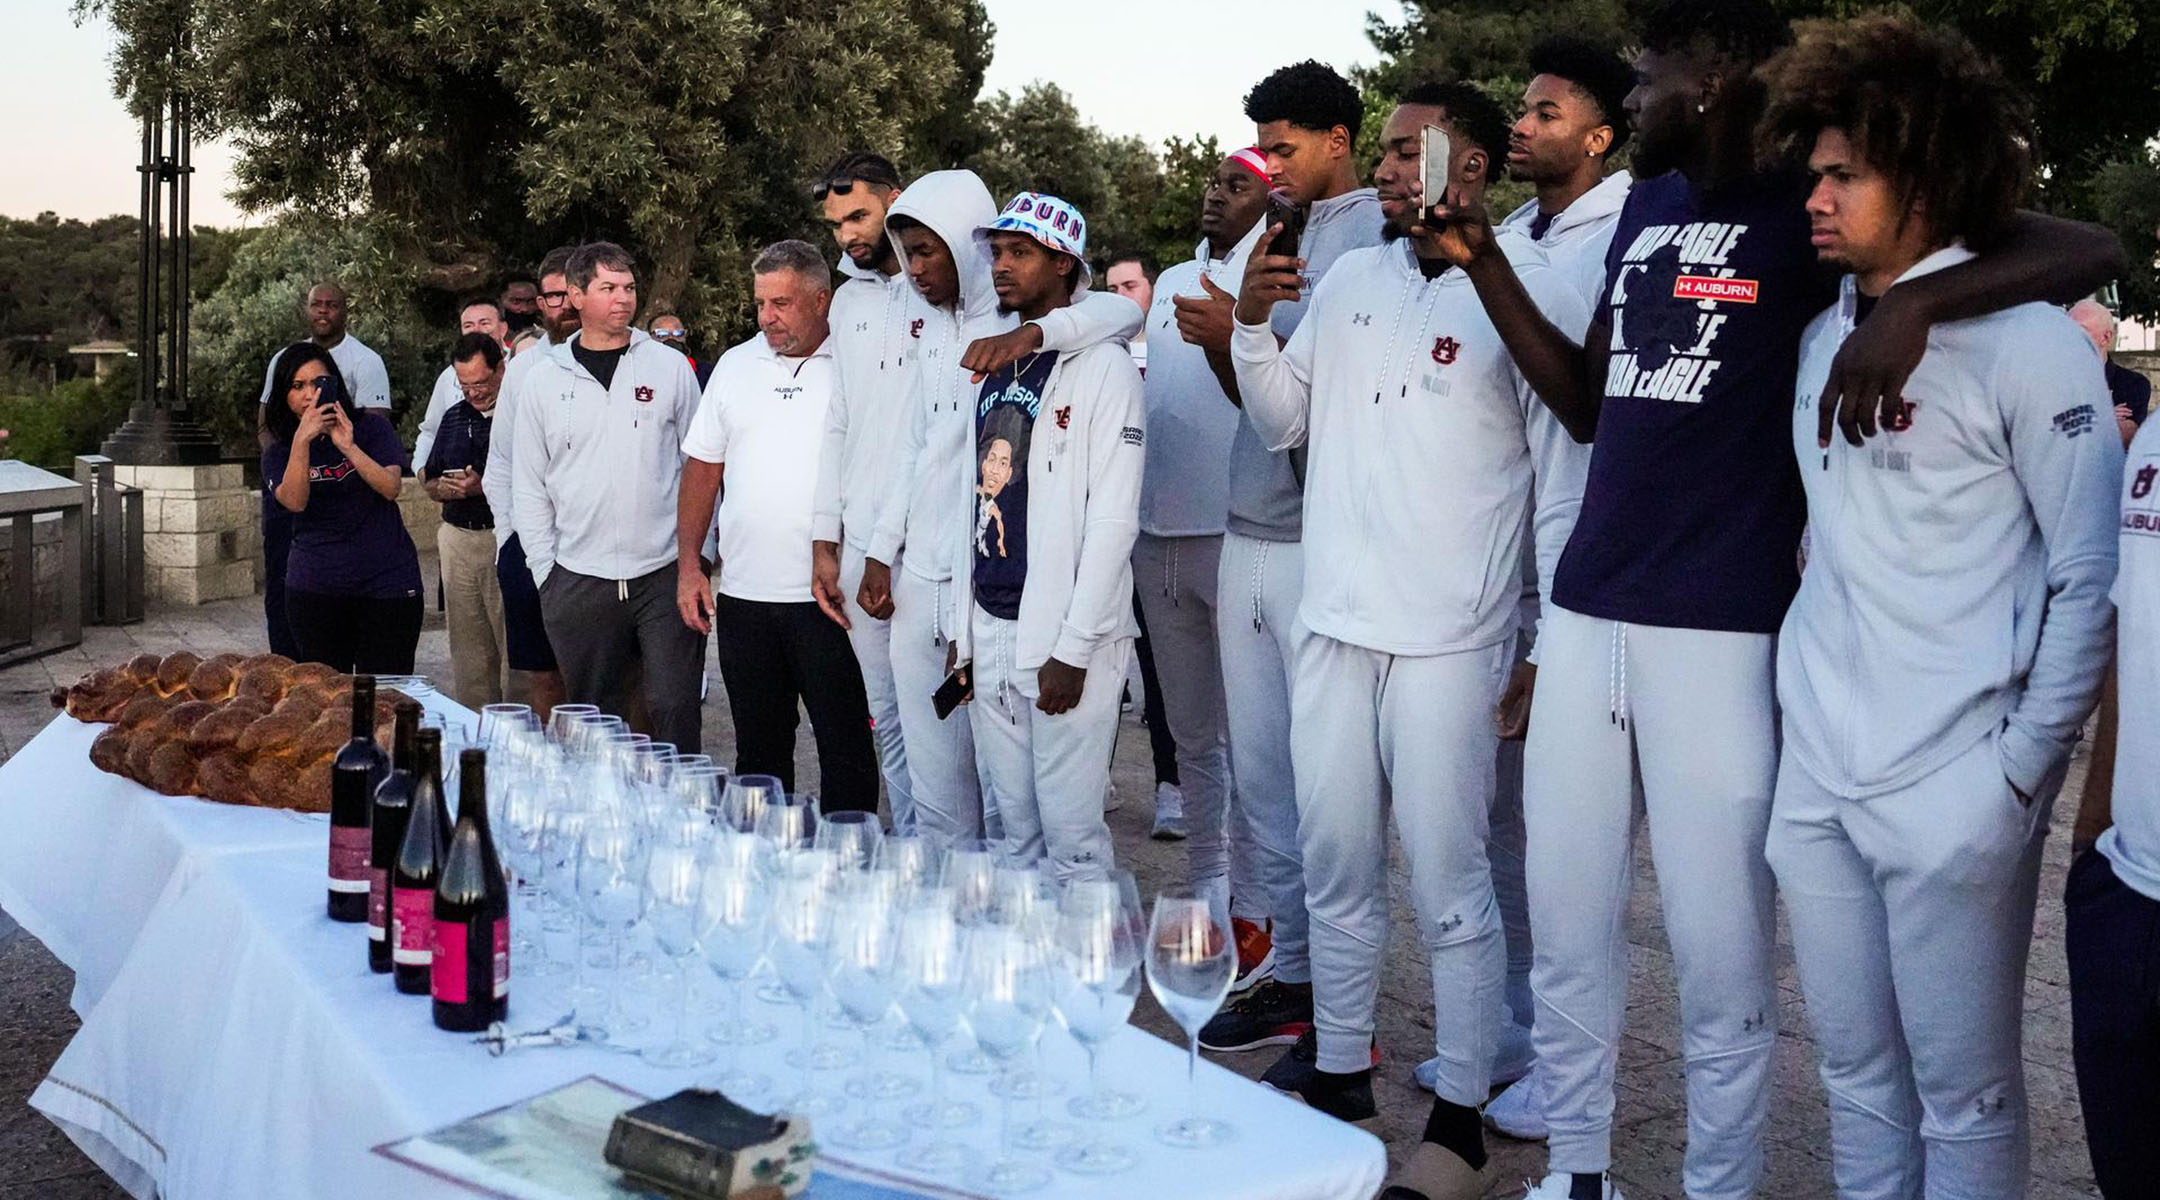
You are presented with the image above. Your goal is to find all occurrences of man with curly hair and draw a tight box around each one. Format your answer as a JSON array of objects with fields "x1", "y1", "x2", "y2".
[
  {"x1": 1424, "y1": 1, "x2": 2127, "y2": 1196},
  {"x1": 1762, "y1": 15, "x2": 2122, "y2": 1195}
]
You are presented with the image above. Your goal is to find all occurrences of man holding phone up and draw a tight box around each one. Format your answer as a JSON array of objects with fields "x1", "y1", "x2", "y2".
[{"x1": 1232, "y1": 86, "x2": 1590, "y2": 1200}]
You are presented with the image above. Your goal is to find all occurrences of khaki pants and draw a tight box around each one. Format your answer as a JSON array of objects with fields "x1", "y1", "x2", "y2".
[{"x1": 437, "y1": 522, "x2": 506, "y2": 707}]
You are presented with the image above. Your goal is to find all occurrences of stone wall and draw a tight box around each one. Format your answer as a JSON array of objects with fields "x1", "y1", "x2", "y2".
[
  {"x1": 118, "y1": 464, "x2": 261, "y2": 607},
  {"x1": 0, "y1": 513, "x2": 67, "y2": 620},
  {"x1": 2120, "y1": 350, "x2": 2159, "y2": 388}
]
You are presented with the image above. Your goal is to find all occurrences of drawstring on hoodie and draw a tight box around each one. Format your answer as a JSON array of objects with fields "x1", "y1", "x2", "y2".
[
  {"x1": 932, "y1": 579, "x2": 946, "y2": 647},
  {"x1": 1250, "y1": 541, "x2": 1270, "y2": 630},
  {"x1": 1608, "y1": 621, "x2": 1630, "y2": 731},
  {"x1": 1372, "y1": 274, "x2": 1415, "y2": 405},
  {"x1": 1164, "y1": 540, "x2": 1181, "y2": 607},
  {"x1": 617, "y1": 579, "x2": 628, "y2": 602}
]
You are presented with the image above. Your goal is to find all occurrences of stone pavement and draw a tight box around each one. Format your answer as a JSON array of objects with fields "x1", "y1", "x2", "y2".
[{"x1": 0, "y1": 577, "x2": 2106, "y2": 1199}]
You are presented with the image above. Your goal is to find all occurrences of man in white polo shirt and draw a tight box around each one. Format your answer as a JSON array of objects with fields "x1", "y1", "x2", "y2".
[{"x1": 678, "y1": 239, "x2": 878, "y2": 812}]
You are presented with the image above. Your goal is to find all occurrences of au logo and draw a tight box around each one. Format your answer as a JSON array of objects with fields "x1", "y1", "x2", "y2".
[
  {"x1": 2135, "y1": 462, "x2": 2157, "y2": 500},
  {"x1": 910, "y1": 319, "x2": 925, "y2": 338},
  {"x1": 1431, "y1": 336, "x2": 1461, "y2": 366},
  {"x1": 634, "y1": 385, "x2": 655, "y2": 404},
  {"x1": 1054, "y1": 406, "x2": 1071, "y2": 430}
]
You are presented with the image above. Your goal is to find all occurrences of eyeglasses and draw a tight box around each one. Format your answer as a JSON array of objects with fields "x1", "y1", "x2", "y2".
[
  {"x1": 650, "y1": 329, "x2": 686, "y2": 341},
  {"x1": 539, "y1": 290, "x2": 570, "y2": 307}
]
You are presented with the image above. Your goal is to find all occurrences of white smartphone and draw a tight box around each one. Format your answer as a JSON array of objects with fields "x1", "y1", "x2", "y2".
[{"x1": 1420, "y1": 124, "x2": 1452, "y2": 214}]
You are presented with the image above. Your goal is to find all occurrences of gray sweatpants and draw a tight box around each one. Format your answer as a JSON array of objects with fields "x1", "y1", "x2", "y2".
[
  {"x1": 538, "y1": 563, "x2": 707, "y2": 754},
  {"x1": 1217, "y1": 531, "x2": 1311, "y2": 982},
  {"x1": 1132, "y1": 533, "x2": 1238, "y2": 909},
  {"x1": 841, "y1": 545, "x2": 915, "y2": 829}
]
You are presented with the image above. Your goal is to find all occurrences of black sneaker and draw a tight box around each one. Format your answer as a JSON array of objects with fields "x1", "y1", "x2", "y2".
[
  {"x1": 1201, "y1": 978, "x2": 1314, "y2": 1052},
  {"x1": 1260, "y1": 1029, "x2": 1378, "y2": 1122}
]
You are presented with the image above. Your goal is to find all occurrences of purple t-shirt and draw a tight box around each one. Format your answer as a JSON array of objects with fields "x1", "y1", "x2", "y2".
[
  {"x1": 1551, "y1": 168, "x2": 1834, "y2": 634},
  {"x1": 263, "y1": 411, "x2": 423, "y2": 600}
]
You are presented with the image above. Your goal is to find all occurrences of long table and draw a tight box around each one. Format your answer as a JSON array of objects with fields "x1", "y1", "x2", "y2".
[{"x1": 0, "y1": 710, "x2": 1388, "y2": 1200}]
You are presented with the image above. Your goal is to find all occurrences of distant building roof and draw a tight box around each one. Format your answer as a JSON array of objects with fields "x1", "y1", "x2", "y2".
[{"x1": 68, "y1": 340, "x2": 133, "y2": 356}]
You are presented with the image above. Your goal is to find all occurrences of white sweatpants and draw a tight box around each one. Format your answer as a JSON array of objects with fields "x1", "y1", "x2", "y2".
[
  {"x1": 1217, "y1": 531, "x2": 1311, "y2": 981},
  {"x1": 1525, "y1": 605, "x2": 1780, "y2": 1200},
  {"x1": 1132, "y1": 534, "x2": 1238, "y2": 894},
  {"x1": 967, "y1": 603, "x2": 1123, "y2": 883},
  {"x1": 889, "y1": 567, "x2": 984, "y2": 841},
  {"x1": 1767, "y1": 733, "x2": 2050, "y2": 1200},
  {"x1": 841, "y1": 545, "x2": 914, "y2": 830},
  {"x1": 1492, "y1": 626, "x2": 1534, "y2": 1032},
  {"x1": 1292, "y1": 632, "x2": 1512, "y2": 1102}
]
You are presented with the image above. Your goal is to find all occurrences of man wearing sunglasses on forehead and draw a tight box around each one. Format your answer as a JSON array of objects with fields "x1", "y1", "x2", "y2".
[{"x1": 809, "y1": 151, "x2": 924, "y2": 830}]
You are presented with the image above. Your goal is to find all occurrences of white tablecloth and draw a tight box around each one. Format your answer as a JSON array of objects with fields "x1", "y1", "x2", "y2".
[{"x1": 2, "y1": 712, "x2": 1388, "y2": 1200}]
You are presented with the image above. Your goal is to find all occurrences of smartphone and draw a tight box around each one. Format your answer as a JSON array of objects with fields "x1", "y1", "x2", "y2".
[
  {"x1": 931, "y1": 669, "x2": 972, "y2": 720},
  {"x1": 1420, "y1": 124, "x2": 1453, "y2": 217},
  {"x1": 1265, "y1": 188, "x2": 1307, "y2": 260},
  {"x1": 441, "y1": 467, "x2": 471, "y2": 480}
]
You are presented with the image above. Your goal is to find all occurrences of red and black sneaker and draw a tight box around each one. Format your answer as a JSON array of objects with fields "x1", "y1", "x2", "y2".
[
  {"x1": 1199, "y1": 977, "x2": 1313, "y2": 1052},
  {"x1": 1231, "y1": 916, "x2": 1275, "y2": 993}
]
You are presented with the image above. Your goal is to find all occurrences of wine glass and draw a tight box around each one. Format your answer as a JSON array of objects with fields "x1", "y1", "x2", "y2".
[
  {"x1": 720, "y1": 773, "x2": 784, "y2": 835},
  {"x1": 477, "y1": 702, "x2": 535, "y2": 749},
  {"x1": 895, "y1": 888, "x2": 978, "y2": 1173},
  {"x1": 1051, "y1": 872, "x2": 1145, "y2": 1174},
  {"x1": 500, "y1": 767, "x2": 561, "y2": 975},
  {"x1": 940, "y1": 837, "x2": 1003, "y2": 1075},
  {"x1": 1147, "y1": 886, "x2": 1236, "y2": 1148},
  {"x1": 964, "y1": 924, "x2": 1056, "y2": 1194},
  {"x1": 671, "y1": 765, "x2": 726, "y2": 821},
  {"x1": 547, "y1": 703, "x2": 599, "y2": 747},
  {"x1": 575, "y1": 812, "x2": 649, "y2": 1044},
  {"x1": 641, "y1": 835, "x2": 714, "y2": 1068},
  {"x1": 755, "y1": 792, "x2": 818, "y2": 858},
  {"x1": 826, "y1": 873, "x2": 914, "y2": 1148},
  {"x1": 697, "y1": 844, "x2": 775, "y2": 1101},
  {"x1": 873, "y1": 830, "x2": 938, "y2": 900},
  {"x1": 539, "y1": 797, "x2": 599, "y2": 1010},
  {"x1": 815, "y1": 809, "x2": 885, "y2": 872},
  {"x1": 988, "y1": 865, "x2": 1063, "y2": 1110},
  {"x1": 768, "y1": 850, "x2": 851, "y2": 1078}
]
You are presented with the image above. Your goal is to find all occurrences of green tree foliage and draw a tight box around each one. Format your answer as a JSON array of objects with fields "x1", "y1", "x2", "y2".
[{"x1": 0, "y1": 363, "x2": 138, "y2": 469}]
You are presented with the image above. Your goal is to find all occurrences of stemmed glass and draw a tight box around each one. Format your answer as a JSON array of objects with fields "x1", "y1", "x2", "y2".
[
  {"x1": 895, "y1": 888, "x2": 978, "y2": 1174},
  {"x1": 768, "y1": 849, "x2": 852, "y2": 1090},
  {"x1": 815, "y1": 809, "x2": 885, "y2": 872},
  {"x1": 941, "y1": 838, "x2": 1002, "y2": 1075},
  {"x1": 477, "y1": 702, "x2": 535, "y2": 748},
  {"x1": 539, "y1": 797, "x2": 599, "y2": 1011},
  {"x1": 671, "y1": 766, "x2": 727, "y2": 822},
  {"x1": 697, "y1": 843, "x2": 774, "y2": 1101},
  {"x1": 641, "y1": 831, "x2": 714, "y2": 1068},
  {"x1": 500, "y1": 767, "x2": 561, "y2": 975},
  {"x1": 574, "y1": 812, "x2": 649, "y2": 1043},
  {"x1": 1147, "y1": 885, "x2": 1236, "y2": 1148},
  {"x1": 546, "y1": 703, "x2": 599, "y2": 747},
  {"x1": 826, "y1": 872, "x2": 913, "y2": 1148},
  {"x1": 1050, "y1": 871, "x2": 1145, "y2": 1174},
  {"x1": 721, "y1": 773, "x2": 784, "y2": 835},
  {"x1": 964, "y1": 924, "x2": 1056, "y2": 1194}
]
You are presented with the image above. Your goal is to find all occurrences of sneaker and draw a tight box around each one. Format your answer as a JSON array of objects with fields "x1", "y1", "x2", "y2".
[
  {"x1": 1232, "y1": 917, "x2": 1276, "y2": 991},
  {"x1": 1413, "y1": 1020, "x2": 1534, "y2": 1094},
  {"x1": 1150, "y1": 783, "x2": 1186, "y2": 840},
  {"x1": 1484, "y1": 1072, "x2": 1549, "y2": 1141},
  {"x1": 1103, "y1": 779, "x2": 1123, "y2": 813},
  {"x1": 1199, "y1": 978, "x2": 1312, "y2": 1052},
  {"x1": 1522, "y1": 1171, "x2": 1622, "y2": 1199},
  {"x1": 1260, "y1": 1029, "x2": 1379, "y2": 1123}
]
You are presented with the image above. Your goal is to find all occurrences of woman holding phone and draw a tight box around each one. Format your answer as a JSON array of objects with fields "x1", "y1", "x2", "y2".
[{"x1": 263, "y1": 341, "x2": 424, "y2": 673}]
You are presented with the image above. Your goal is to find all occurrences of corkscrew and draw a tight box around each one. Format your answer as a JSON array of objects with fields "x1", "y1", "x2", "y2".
[{"x1": 474, "y1": 1019, "x2": 578, "y2": 1056}]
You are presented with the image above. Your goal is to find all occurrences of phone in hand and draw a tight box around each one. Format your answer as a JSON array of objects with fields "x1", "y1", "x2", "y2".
[
  {"x1": 441, "y1": 467, "x2": 471, "y2": 480},
  {"x1": 1420, "y1": 124, "x2": 1453, "y2": 219},
  {"x1": 931, "y1": 669, "x2": 972, "y2": 720},
  {"x1": 1265, "y1": 188, "x2": 1307, "y2": 260}
]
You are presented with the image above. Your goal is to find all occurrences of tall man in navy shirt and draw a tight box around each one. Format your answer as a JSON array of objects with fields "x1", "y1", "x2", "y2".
[{"x1": 1424, "y1": 2, "x2": 2125, "y2": 1198}]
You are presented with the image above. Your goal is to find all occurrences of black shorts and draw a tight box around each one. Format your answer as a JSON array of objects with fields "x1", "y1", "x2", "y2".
[{"x1": 495, "y1": 533, "x2": 559, "y2": 673}]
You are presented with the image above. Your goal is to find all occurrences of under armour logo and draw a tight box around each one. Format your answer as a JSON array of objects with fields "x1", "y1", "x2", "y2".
[
  {"x1": 2135, "y1": 463, "x2": 2157, "y2": 499},
  {"x1": 1352, "y1": 313, "x2": 1373, "y2": 326},
  {"x1": 1975, "y1": 1094, "x2": 2008, "y2": 1116},
  {"x1": 1741, "y1": 1011, "x2": 1766, "y2": 1034}
]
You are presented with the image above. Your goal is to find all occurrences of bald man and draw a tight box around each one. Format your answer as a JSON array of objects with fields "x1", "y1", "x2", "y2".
[{"x1": 2072, "y1": 300, "x2": 2149, "y2": 447}]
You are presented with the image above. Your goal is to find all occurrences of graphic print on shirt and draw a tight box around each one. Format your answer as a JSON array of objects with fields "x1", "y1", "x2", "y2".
[
  {"x1": 1606, "y1": 221, "x2": 1755, "y2": 404},
  {"x1": 2129, "y1": 448, "x2": 2160, "y2": 538},
  {"x1": 973, "y1": 351, "x2": 1058, "y2": 620}
]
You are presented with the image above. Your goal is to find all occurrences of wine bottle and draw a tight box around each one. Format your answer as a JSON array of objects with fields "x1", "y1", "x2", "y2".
[
  {"x1": 434, "y1": 748, "x2": 510, "y2": 1031},
  {"x1": 391, "y1": 728, "x2": 453, "y2": 995},
  {"x1": 368, "y1": 700, "x2": 423, "y2": 973},
  {"x1": 328, "y1": 676, "x2": 388, "y2": 922}
]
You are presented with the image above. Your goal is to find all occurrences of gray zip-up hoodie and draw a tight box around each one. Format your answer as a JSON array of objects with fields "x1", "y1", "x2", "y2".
[
  {"x1": 509, "y1": 328, "x2": 701, "y2": 587},
  {"x1": 1223, "y1": 186, "x2": 1384, "y2": 543},
  {"x1": 1782, "y1": 245, "x2": 2123, "y2": 801},
  {"x1": 865, "y1": 171, "x2": 1142, "y2": 605},
  {"x1": 812, "y1": 260, "x2": 917, "y2": 552}
]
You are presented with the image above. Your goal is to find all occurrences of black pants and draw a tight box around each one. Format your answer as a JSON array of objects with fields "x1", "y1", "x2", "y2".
[
  {"x1": 2065, "y1": 849, "x2": 2160, "y2": 1196},
  {"x1": 539, "y1": 564, "x2": 707, "y2": 754},
  {"x1": 285, "y1": 588, "x2": 423, "y2": 675},
  {"x1": 709, "y1": 592, "x2": 878, "y2": 813},
  {"x1": 1133, "y1": 587, "x2": 1178, "y2": 787},
  {"x1": 262, "y1": 493, "x2": 300, "y2": 658}
]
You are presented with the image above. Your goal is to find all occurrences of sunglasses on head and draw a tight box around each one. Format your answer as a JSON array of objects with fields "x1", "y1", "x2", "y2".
[{"x1": 813, "y1": 174, "x2": 897, "y2": 202}]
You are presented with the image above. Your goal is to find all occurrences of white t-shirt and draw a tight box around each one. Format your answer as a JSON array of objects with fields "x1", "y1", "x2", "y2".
[
  {"x1": 2102, "y1": 416, "x2": 2160, "y2": 900},
  {"x1": 257, "y1": 332, "x2": 392, "y2": 409},
  {"x1": 680, "y1": 333, "x2": 837, "y2": 604},
  {"x1": 412, "y1": 364, "x2": 461, "y2": 469}
]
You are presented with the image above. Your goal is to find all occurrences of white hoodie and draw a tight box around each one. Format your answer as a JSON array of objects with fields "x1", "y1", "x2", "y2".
[
  {"x1": 864, "y1": 171, "x2": 1143, "y2": 595},
  {"x1": 1782, "y1": 245, "x2": 2122, "y2": 801},
  {"x1": 483, "y1": 329, "x2": 554, "y2": 551},
  {"x1": 1139, "y1": 222, "x2": 1264, "y2": 538},
  {"x1": 1231, "y1": 231, "x2": 1591, "y2": 657},
  {"x1": 509, "y1": 328, "x2": 702, "y2": 587},
  {"x1": 812, "y1": 257, "x2": 917, "y2": 552},
  {"x1": 1498, "y1": 169, "x2": 1633, "y2": 306}
]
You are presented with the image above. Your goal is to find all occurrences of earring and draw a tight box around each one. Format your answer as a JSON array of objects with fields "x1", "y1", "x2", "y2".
[{"x1": 1696, "y1": 103, "x2": 1706, "y2": 113}]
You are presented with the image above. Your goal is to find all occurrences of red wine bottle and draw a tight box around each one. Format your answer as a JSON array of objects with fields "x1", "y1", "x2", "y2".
[
  {"x1": 434, "y1": 748, "x2": 510, "y2": 1031},
  {"x1": 368, "y1": 700, "x2": 422, "y2": 973},
  {"x1": 391, "y1": 728, "x2": 452, "y2": 995},
  {"x1": 328, "y1": 676, "x2": 387, "y2": 922}
]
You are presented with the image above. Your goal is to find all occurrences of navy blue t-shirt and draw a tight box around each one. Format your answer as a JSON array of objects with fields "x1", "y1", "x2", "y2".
[
  {"x1": 972, "y1": 351, "x2": 1058, "y2": 621},
  {"x1": 1552, "y1": 168, "x2": 1834, "y2": 633},
  {"x1": 263, "y1": 410, "x2": 423, "y2": 600}
]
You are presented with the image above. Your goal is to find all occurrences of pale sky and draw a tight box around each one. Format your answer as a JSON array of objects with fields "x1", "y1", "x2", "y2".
[{"x1": 1, "y1": 1, "x2": 1378, "y2": 228}]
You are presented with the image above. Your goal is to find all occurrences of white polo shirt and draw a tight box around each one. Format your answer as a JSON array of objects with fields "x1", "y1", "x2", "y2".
[
  {"x1": 257, "y1": 331, "x2": 393, "y2": 409},
  {"x1": 681, "y1": 332, "x2": 837, "y2": 604}
]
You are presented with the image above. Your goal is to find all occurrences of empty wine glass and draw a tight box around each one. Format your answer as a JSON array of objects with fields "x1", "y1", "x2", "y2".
[
  {"x1": 539, "y1": 798, "x2": 599, "y2": 1009},
  {"x1": 941, "y1": 837, "x2": 1003, "y2": 1075},
  {"x1": 988, "y1": 864, "x2": 1063, "y2": 1109},
  {"x1": 826, "y1": 873, "x2": 914, "y2": 1148},
  {"x1": 697, "y1": 845, "x2": 775, "y2": 1102},
  {"x1": 1147, "y1": 886, "x2": 1236, "y2": 1148},
  {"x1": 816, "y1": 809, "x2": 885, "y2": 872},
  {"x1": 671, "y1": 765, "x2": 726, "y2": 821},
  {"x1": 965, "y1": 924, "x2": 1056, "y2": 1194},
  {"x1": 755, "y1": 792, "x2": 818, "y2": 859},
  {"x1": 477, "y1": 702, "x2": 535, "y2": 748},
  {"x1": 896, "y1": 888, "x2": 978, "y2": 1174},
  {"x1": 1051, "y1": 872, "x2": 1145, "y2": 1174},
  {"x1": 721, "y1": 773, "x2": 784, "y2": 835},
  {"x1": 546, "y1": 703, "x2": 599, "y2": 747},
  {"x1": 575, "y1": 812, "x2": 649, "y2": 1044},
  {"x1": 641, "y1": 836, "x2": 714, "y2": 1069},
  {"x1": 769, "y1": 850, "x2": 851, "y2": 1080},
  {"x1": 873, "y1": 830, "x2": 938, "y2": 900},
  {"x1": 500, "y1": 768, "x2": 560, "y2": 976}
]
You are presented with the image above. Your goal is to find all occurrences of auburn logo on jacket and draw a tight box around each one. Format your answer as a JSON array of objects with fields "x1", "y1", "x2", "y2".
[{"x1": 1431, "y1": 336, "x2": 1461, "y2": 366}]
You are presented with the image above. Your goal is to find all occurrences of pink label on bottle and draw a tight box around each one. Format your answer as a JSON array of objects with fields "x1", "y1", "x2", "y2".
[
  {"x1": 492, "y1": 918, "x2": 510, "y2": 1000},
  {"x1": 392, "y1": 887, "x2": 434, "y2": 966},
  {"x1": 328, "y1": 825, "x2": 371, "y2": 892},
  {"x1": 367, "y1": 867, "x2": 388, "y2": 941},
  {"x1": 433, "y1": 921, "x2": 468, "y2": 1003}
]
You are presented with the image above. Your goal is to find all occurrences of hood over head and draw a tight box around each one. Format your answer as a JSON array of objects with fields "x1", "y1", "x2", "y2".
[{"x1": 883, "y1": 169, "x2": 1000, "y2": 323}]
